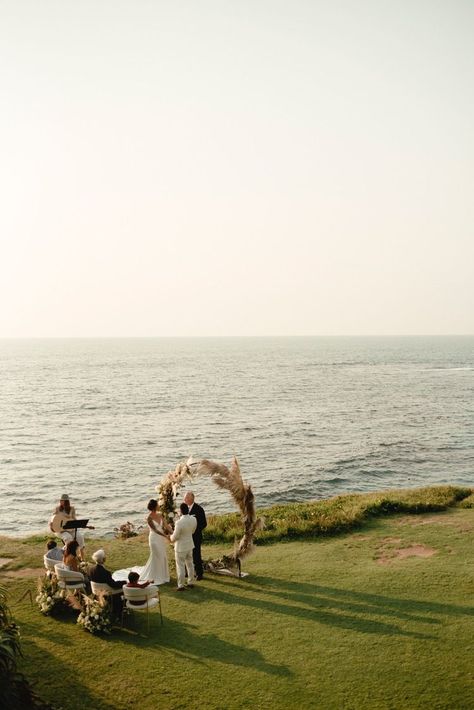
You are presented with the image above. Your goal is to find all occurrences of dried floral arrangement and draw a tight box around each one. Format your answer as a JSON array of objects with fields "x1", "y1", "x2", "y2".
[
  {"x1": 113, "y1": 521, "x2": 143, "y2": 539},
  {"x1": 156, "y1": 456, "x2": 263, "y2": 571}
]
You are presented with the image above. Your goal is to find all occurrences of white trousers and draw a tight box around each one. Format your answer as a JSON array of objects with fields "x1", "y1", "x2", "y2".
[
  {"x1": 175, "y1": 549, "x2": 195, "y2": 588},
  {"x1": 61, "y1": 530, "x2": 85, "y2": 549}
]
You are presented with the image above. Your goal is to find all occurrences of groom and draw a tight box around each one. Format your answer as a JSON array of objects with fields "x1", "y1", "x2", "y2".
[
  {"x1": 184, "y1": 491, "x2": 207, "y2": 580},
  {"x1": 170, "y1": 503, "x2": 197, "y2": 591}
]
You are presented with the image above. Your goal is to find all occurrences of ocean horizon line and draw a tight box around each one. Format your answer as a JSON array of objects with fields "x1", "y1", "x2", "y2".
[{"x1": 1, "y1": 333, "x2": 473, "y2": 340}]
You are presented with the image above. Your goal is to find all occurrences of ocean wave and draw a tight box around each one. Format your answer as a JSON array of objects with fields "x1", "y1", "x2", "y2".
[
  {"x1": 424, "y1": 367, "x2": 473, "y2": 372},
  {"x1": 79, "y1": 404, "x2": 112, "y2": 410},
  {"x1": 378, "y1": 441, "x2": 410, "y2": 448}
]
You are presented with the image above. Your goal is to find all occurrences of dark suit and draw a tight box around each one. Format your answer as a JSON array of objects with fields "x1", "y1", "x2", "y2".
[
  {"x1": 189, "y1": 502, "x2": 207, "y2": 578},
  {"x1": 89, "y1": 563, "x2": 125, "y2": 617}
]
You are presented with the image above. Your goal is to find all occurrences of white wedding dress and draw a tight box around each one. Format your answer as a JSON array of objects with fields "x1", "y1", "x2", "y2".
[
  {"x1": 112, "y1": 520, "x2": 170, "y2": 585},
  {"x1": 138, "y1": 521, "x2": 170, "y2": 584}
]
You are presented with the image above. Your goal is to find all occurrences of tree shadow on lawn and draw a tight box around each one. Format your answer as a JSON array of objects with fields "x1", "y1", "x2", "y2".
[
  {"x1": 20, "y1": 636, "x2": 117, "y2": 710},
  {"x1": 23, "y1": 612, "x2": 291, "y2": 678},
  {"x1": 197, "y1": 577, "x2": 437, "y2": 639},
  {"x1": 117, "y1": 615, "x2": 292, "y2": 678},
  {"x1": 240, "y1": 576, "x2": 474, "y2": 620}
]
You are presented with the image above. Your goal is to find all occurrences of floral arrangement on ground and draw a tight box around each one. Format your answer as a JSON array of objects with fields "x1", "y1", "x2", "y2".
[
  {"x1": 77, "y1": 594, "x2": 112, "y2": 634},
  {"x1": 36, "y1": 575, "x2": 68, "y2": 615},
  {"x1": 114, "y1": 521, "x2": 144, "y2": 539}
]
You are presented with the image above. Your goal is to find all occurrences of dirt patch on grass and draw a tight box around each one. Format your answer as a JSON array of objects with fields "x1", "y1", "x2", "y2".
[
  {"x1": 395, "y1": 545, "x2": 436, "y2": 560},
  {"x1": 0, "y1": 558, "x2": 14, "y2": 568},
  {"x1": 376, "y1": 543, "x2": 437, "y2": 566}
]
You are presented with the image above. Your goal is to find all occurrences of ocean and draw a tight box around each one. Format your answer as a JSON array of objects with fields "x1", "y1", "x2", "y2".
[{"x1": 0, "y1": 336, "x2": 473, "y2": 538}]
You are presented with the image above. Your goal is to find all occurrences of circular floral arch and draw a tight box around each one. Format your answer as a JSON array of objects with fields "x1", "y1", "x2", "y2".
[{"x1": 156, "y1": 457, "x2": 262, "y2": 572}]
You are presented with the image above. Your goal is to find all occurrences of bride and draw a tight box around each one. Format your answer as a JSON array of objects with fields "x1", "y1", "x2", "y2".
[{"x1": 138, "y1": 499, "x2": 172, "y2": 585}]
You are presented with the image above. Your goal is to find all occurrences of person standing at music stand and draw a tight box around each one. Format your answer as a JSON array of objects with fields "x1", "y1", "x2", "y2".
[{"x1": 49, "y1": 494, "x2": 86, "y2": 561}]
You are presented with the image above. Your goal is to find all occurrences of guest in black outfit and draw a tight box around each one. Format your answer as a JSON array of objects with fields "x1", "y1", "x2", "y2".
[
  {"x1": 184, "y1": 491, "x2": 207, "y2": 580},
  {"x1": 89, "y1": 549, "x2": 125, "y2": 618}
]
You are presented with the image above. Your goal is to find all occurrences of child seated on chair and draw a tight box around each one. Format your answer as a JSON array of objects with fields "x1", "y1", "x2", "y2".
[
  {"x1": 126, "y1": 572, "x2": 156, "y2": 605},
  {"x1": 127, "y1": 571, "x2": 154, "y2": 588}
]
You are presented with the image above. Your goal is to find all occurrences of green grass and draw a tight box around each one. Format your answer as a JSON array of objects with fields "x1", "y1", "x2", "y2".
[
  {"x1": 206, "y1": 484, "x2": 473, "y2": 543},
  {"x1": 1, "y1": 486, "x2": 474, "y2": 709}
]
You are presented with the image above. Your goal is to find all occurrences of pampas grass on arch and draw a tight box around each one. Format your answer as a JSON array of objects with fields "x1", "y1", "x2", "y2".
[{"x1": 156, "y1": 456, "x2": 263, "y2": 570}]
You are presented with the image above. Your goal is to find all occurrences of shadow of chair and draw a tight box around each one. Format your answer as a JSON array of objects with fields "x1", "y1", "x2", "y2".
[{"x1": 121, "y1": 585, "x2": 163, "y2": 634}]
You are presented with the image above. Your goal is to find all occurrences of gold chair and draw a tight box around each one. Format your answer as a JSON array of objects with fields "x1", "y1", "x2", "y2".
[{"x1": 121, "y1": 585, "x2": 163, "y2": 633}]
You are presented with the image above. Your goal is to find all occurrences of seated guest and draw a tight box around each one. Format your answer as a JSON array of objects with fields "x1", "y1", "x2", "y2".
[
  {"x1": 89, "y1": 549, "x2": 125, "y2": 619},
  {"x1": 126, "y1": 571, "x2": 155, "y2": 605},
  {"x1": 45, "y1": 539, "x2": 64, "y2": 561},
  {"x1": 62, "y1": 539, "x2": 91, "y2": 593},
  {"x1": 127, "y1": 571, "x2": 153, "y2": 589},
  {"x1": 63, "y1": 540, "x2": 81, "y2": 572}
]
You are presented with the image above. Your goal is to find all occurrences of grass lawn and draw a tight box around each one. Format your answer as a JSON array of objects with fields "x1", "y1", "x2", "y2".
[{"x1": 1, "y1": 502, "x2": 474, "y2": 709}]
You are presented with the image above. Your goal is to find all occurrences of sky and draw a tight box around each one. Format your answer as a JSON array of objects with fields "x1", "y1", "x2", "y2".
[{"x1": 0, "y1": 0, "x2": 473, "y2": 337}]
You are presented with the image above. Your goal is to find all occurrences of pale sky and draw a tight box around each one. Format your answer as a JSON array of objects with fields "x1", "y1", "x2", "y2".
[{"x1": 0, "y1": 0, "x2": 473, "y2": 336}]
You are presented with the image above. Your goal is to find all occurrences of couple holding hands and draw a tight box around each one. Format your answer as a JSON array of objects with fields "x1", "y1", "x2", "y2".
[{"x1": 142, "y1": 491, "x2": 207, "y2": 591}]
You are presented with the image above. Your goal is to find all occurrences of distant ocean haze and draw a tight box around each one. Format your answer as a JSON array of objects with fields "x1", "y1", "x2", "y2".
[{"x1": 0, "y1": 336, "x2": 473, "y2": 537}]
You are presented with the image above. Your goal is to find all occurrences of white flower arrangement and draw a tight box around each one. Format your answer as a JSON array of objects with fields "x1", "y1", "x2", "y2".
[
  {"x1": 156, "y1": 459, "x2": 197, "y2": 520},
  {"x1": 77, "y1": 594, "x2": 112, "y2": 635},
  {"x1": 36, "y1": 575, "x2": 67, "y2": 614}
]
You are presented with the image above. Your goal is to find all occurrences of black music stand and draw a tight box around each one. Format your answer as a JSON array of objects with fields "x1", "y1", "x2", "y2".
[{"x1": 62, "y1": 519, "x2": 89, "y2": 541}]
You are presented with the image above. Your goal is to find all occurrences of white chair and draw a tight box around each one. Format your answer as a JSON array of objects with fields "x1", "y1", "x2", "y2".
[
  {"x1": 43, "y1": 555, "x2": 57, "y2": 574},
  {"x1": 122, "y1": 585, "x2": 163, "y2": 633},
  {"x1": 54, "y1": 563, "x2": 86, "y2": 592}
]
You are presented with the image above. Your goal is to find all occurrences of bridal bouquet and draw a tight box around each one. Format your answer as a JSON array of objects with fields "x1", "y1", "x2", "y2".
[
  {"x1": 36, "y1": 575, "x2": 67, "y2": 615},
  {"x1": 77, "y1": 595, "x2": 112, "y2": 635}
]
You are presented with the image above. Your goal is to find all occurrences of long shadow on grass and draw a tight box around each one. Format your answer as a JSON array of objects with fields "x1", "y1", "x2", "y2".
[
  {"x1": 197, "y1": 578, "x2": 435, "y2": 639},
  {"x1": 229, "y1": 577, "x2": 441, "y2": 625},
  {"x1": 21, "y1": 637, "x2": 117, "y2": 710},
  {"x1": 117, "y1": 616, "x2": 291, "y2": 677},
  {"x1": 240, "y1": 576, "x2": 474, "y2": 619}
]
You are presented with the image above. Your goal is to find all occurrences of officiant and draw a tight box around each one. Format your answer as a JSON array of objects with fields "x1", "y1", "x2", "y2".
[{"x1": 184, "y1": 491, "x2": 207, "y2": 580}]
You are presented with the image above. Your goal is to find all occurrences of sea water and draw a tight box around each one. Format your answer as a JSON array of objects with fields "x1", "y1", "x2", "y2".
[{"x1": 0, "y1": 336, "x2": 472, "y2": 537}]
